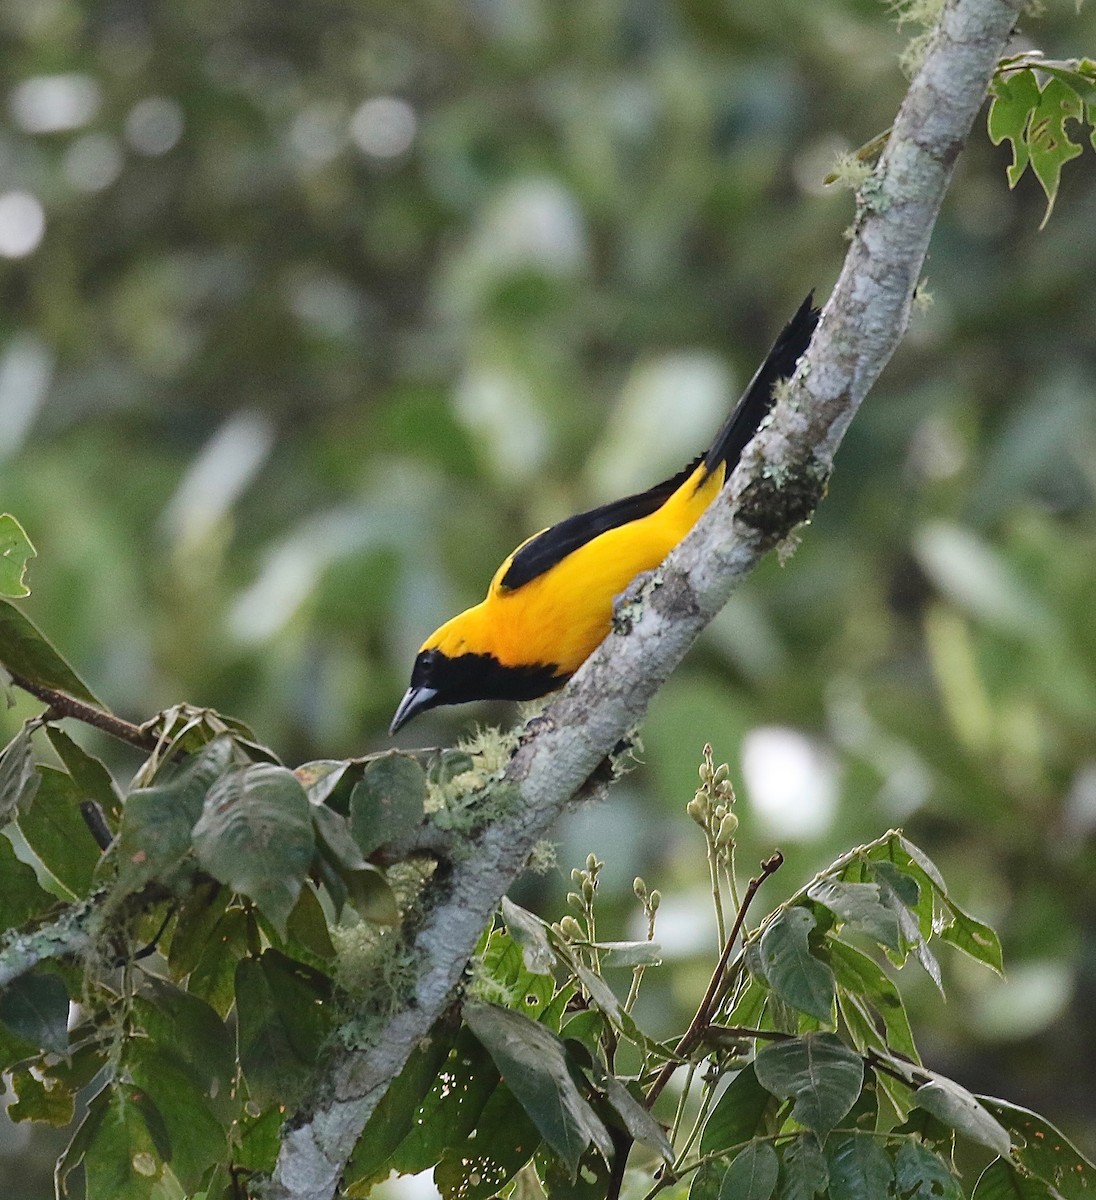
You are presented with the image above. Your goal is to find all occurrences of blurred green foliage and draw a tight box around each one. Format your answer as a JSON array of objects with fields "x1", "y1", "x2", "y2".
[{"x1": 2, "y1": 0, "x2": 1095, "y2": 1194}]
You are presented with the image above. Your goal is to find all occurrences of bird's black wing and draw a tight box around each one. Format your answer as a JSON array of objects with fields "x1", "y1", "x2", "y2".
[{"x1": 499, "y1": 459, "x2": 701, "y2": 591}]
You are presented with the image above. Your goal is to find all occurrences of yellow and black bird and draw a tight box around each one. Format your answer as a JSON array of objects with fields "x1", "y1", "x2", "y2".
[{"x1": 390, "y1": 295, "x2": 819, "y2": 734}]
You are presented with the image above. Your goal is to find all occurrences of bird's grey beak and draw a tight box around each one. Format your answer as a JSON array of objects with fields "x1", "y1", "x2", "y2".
[{"x1": 389, "y1": 686, "x2": 440, "y2": 736}]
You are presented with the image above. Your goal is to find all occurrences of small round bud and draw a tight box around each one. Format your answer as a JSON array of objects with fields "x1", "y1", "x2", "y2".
[
  {"x1": 687, "y1": 797, "x2": 707, "y2": 825},
  {"x1": 559, "y1": 916, "x2": 584, "y2": 940},
  {"x1": 714, "y1": 803, "x2": 727, "y2": 821},
  {"x1": 715, "y1": 812, "x2": 739, "y2": 847},
  {"x1": 633, "y1": 877, "x2": 647, "y2": 900},
  {"x1": 716, "y1": 780, "x2": 736, "y2": 802},
  {"x1": 581, "y1": 878, "x2": 595, "y2": 902},
  {"x1": 649, "y1": 889, "x2": 661, "y2": 911},
  {"x1": 713, "y1": 762, "x2": 730, "y2": 785},
  {"x1": 586, "y1": 853, "x2": 598, "y2": 872},
  {"x1": 571, "y1": 868, "x2": 583, "y2": 884},
  {"x1": 699, "y1": 763, "x2": 712, "y2": 786},
  {"x1": 567, "y1": 892, "x2": 582, "y2": 909}
]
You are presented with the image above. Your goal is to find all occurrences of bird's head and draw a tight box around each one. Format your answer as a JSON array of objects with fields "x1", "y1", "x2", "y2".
[{"x1": 389, "y1": 611, "x2": 566, "y2": 735}]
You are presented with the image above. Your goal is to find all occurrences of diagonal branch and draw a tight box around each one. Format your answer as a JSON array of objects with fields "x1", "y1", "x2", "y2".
[{"x1": 267, "y1": 1, "x2": 1025, "y2": 1195}]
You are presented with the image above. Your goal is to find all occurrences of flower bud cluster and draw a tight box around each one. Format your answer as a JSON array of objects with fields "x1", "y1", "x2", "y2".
[{"x1": 688, "y1": 743, "x2": 739, "y2": 850}]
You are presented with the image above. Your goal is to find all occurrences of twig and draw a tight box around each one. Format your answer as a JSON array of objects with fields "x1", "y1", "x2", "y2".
[
  {"x1": 645, "y1": 853, "x2": 784, "y2": 1109},
  {"x1": 9, "y1": 672, "x2": 156, "y2": 751}
]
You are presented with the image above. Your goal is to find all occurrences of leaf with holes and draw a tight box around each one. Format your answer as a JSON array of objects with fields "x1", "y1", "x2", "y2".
[
  {"x1": 754, "y1": 1034, "x2": 863, "y2": 1142},
  {"x1": 349, "y1": 752, "x2": 426, "y2": 858},
  {"x1": 0, "y1": 514, "x2": 35, "y2": 598},
  {"x1": 894, "y1": 1140, "x2": 963, "y2": 1200},
  {"x1": 972, "y1": 1159, "x2": 1056, "y2": 1200},
  {"x1": 915, "y1": 1076, "x2": 1011, "y2": 1158},
  {"x1": 807, "y1": 880, "x2": 902, "y2": 952},
  {"x1": 979, "y1": 1096, "x2": 1096, "y2": 1199}
]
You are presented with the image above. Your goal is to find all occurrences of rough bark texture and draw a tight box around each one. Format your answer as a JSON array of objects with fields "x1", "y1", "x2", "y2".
[{"x1": 267, "y1": 1, "x2": 1026, "y2": 1195}]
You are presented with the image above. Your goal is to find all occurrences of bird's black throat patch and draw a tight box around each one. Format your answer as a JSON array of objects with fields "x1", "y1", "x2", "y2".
[{"x1": 411, "y1": 647, "x2": 567, "y2": 706}]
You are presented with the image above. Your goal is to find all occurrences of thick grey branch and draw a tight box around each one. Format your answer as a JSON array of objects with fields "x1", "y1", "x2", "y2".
[
  {"x1": 267, "y1": 1, "x2": 1025, "y2": 1195},
  {"x1": 0, "y1": 901, "x2": 96, "y2": 990}
]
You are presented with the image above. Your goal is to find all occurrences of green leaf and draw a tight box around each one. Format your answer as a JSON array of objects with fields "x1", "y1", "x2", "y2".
[
  {"x1": 0, "y1": 830, "x2": 52, "y2": 927},
  {"x1": 345, "y1": 1020, "x2": 457, "y2": 1189},
  {"x1": 127, "y1": 1040, "x2": 228, "y2": 1191},
  {"x1": 701, "y1": 1063, "x2": 775, "y2": 1155},
  {"x1": 502, "y1": 896, "x2": 556, "y2": 975},
  {"x1": 111, "y1": 739, "x2": 235, "y2": 894},
  {"x1": 235, "y1": 955, "x2": 321, "y2": 1108},
  {"x1": 17, "y1": 765, "x2": 101, "y2": 897},
  {"x1": 312, "y1": 801, "x2": 368, "y2": 871},
  {"x1": 973, "y1": 1159, "x2": 1056, "y2": 1200},
  {"x1": 754, "y1": 1033, "x2": 864, "y2": 1141},
  {"x1": 132, "y1": 978, "x2": 235, "y2": 1122},
  {"x1": 828, "y1": 940, "x2": 919, "y2": 1063},
  {"x1": 871, "y1": 861, "x2": 942, "y2": 991},
  {"x1": 939, "y1": 900, "x2": 1004, "y2": 975},
  {"x1": 7, "y1": 1064, "x2": 77, "y2": 1125},
  {"x1": 691, "y1": 1159, "x2": 729, "y2": 1200},
  {"x1": 0, "y1": 598, "x2": 100, "y2": 705},
  {"x1": 602, "y1": 1075, "x2": 674, "y2": 1164},
  {"x1": 83, "y1": 1085, "x2": 165, "y2": 1200},
  {"x1": 979, "y1": 1096, "x2": 1096, "y2": 1199},
  {"x1": 758, "y1": 907, "x2": 836, "y2": 1023},
  {"x1": 233, "y1": 1106, "x2": 283, "y2": 1175},
  {"x1": 46, "y1": 726, "x2": 122, "y2": 821},
  {"x1": 778, "y1": 1133, "x2": 829, "y2": 1200},
  {"x1": 464, "y1": 1001, "x2": 613, "y2": 1179},
  {"x1": 988, "y1": 69, "x2": 1041, "y2": 184},
  {"x1": 915, "y1": 1076, "x2": 1011, "y2": 1157},
  {"x1": 342, "y1": 863, "x2": 400, "y2": 925},
  {"x1": 166, "y1": 884, "x2": 230, "y2": 980},
  {"x1": 807, "y1": 880, "x2": 902, "y2": 951},
  {"x1": 719, "y1": 1140, "x2": 779, "y2": 1200},
  {"x1": 433, "y1": 1082, "x2": 541, "y2": 1199},
  {"x1": 894, "y1": 1140, "x2": 963, "y2": 1200},
  {"x1": 192, "y1": 763, "x2": 315, "y2": 937},
  {"x1": 285, "y1": 882, "x2": 337, "y2": 963},
  {"x1": 349, "y1": 752, "x2": 426, "y2": 858},
  {"x1": 0, "y1": 970, "x2": 70, "y2": 1055},
  {"x1": 825, "y1": 1132, "x2": 894, "y2": 1200},
  {"x1": 0, "y1": 725, "x2": 39, "y2": 824},
  {"x1": 0, "y1": 513, "x2": 36, "y2": 598},
  {"x1": 188, "y1": 907, "x2": 252, "y2": 1016},
  {"x1": 588, "y1": 940, "x2": 664, "y2": 967}
]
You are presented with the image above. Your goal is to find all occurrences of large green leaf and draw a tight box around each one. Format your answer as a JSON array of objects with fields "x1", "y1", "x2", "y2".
[
  {"x1": 17, "y1": 766, "x2": 101, "y2": 897},
  {"x1": 0, "y1": 970, "x2": 70, "y2": 1054},
  {"x1": 719, "y1": 1140, "x2": 779, "y2": 1200},
  {"x1": 754, "y1": 1034, "x2": 864, "y2": 1141},
  {"x1": 192, "y1": 763, "x2": 315, "y2": 937},
  {"x1": 915, "y1": 1076, "x2": 1011, "y2": 1158},
  {"x1": 0, "y1": 598, "x2": 100, "y2": 705},
  {"x1": 82, "y1": 1085, "x2": 166, "y2": 1200},
  {"x1": 235, "y1": 954, "x2": 323, "y2": 1108},
  {"x1": 0, "y1": 514, "x2": 35, "y2": 598},
  {"x1": 939, "y1": 899, "x2": 1004, "y2": 975},
  {"x1": 827, "y1": 939, "x2": 918, "y2": 1063},
  {"x1": 980, "y1": 1097, "x2": 1096, "y2": 1199},
  {"x1": 701, "y1": 1063, "x2": 775, "y2": 1155},
  {"x1": 824, "y1": 1132, "x2": 894, "y2": 1200},
  {"x1": 464, "y1": 1001, "x2": 613, "y2": 1179},
  {"x1": 0, "y1": 830, "x2": 52, "y2": 928},
  {"x1": 501, "y1": 896, "x2": 556, "y2": 975},
  {"x1": 127, "y1": 1040, "x2": 228, "y2": 1190},
  {"x1": 349, "y1": 752, "x2": 426, "y2": 858},
  {"x1": 758, "y1": 907, "x2": 836, "y2": 1024},
  {"x1": 778, "y1": 1133, "x2": 829, "y2": 1200},
  {"x1": 111, "y1": 739, "x2": 234, "y2": 894}
]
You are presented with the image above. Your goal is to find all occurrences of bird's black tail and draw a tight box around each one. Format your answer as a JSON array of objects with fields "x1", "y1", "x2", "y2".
[{"x1": 703, "y1": 293, "x2": 820, "y2": 477}]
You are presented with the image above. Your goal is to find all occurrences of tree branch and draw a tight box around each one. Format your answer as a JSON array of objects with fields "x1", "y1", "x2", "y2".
[
  {"x1": 267, "y1": 1, "x2": 1025, "y2": 1195},
  {"x1": 8, "y1": 672, "x2": 157, "y2": 751}
]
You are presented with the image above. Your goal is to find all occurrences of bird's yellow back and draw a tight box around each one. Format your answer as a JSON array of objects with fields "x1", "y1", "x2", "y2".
[{"x1": 425, "y1": 460, "x2": 724, "y2": 677}]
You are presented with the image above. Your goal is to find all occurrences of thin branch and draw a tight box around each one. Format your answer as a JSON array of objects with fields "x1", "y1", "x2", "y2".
[
  {"x1": 9, "y1": 672, "x2": 157, "y2": 751},
  {"x1": 266, "y1": 1, "x2": 1026, "y2": 1195},
  {"x1": 645, "y1": 852, "x2": 784, "y2": 1109}
]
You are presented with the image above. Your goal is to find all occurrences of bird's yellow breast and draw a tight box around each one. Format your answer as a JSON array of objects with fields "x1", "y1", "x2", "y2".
[{"x1": 424, "y1": 461, "x2": 723, "y2": 676}]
